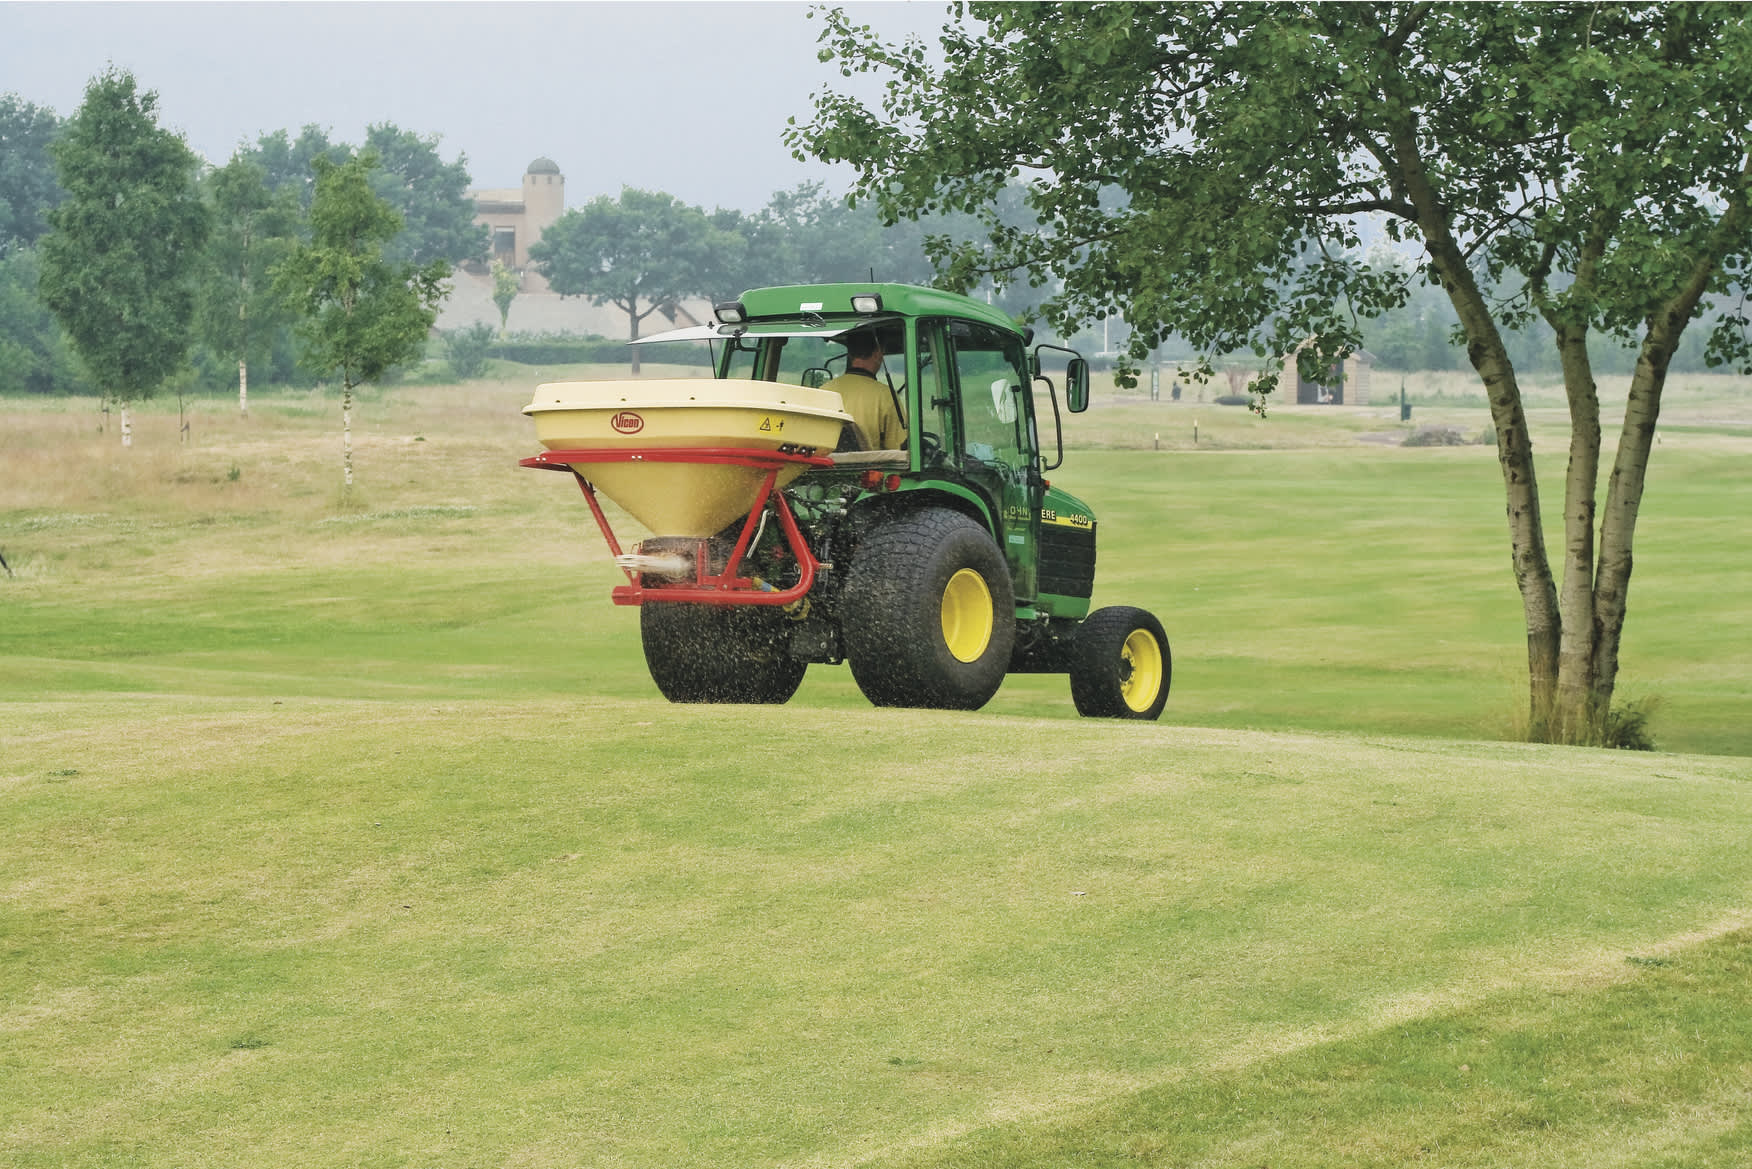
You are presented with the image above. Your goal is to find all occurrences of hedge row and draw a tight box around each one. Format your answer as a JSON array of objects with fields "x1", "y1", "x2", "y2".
[{"x1": 488, "y1": 336, "x2": 710, "y2": 367}]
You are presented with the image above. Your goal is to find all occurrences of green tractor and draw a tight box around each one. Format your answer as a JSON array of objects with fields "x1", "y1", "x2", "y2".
[{"x1": 522, "y1": 282, "x2": 1169, "y2": 718}]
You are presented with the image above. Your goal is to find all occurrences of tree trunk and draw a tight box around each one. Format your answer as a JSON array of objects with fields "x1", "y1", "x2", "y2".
[
  {"x1": 1388, "y1": 118, "x2": 1560, "y2": 732},
  {"x1": 627, "y1": 300, "x2": 642, "y2": 377},
  {"x1": 239, "y1": 270, "x2": 251, "y2": 417},
  {"x1": 1590, "y1": 197, "x2": 1744, "y2": 739},
  {"x1": 342, "y1": 382, "x2": 354, "y2": 489},
  {"x1": 1552, "y1": 323, "x2": 1602, "y2": 743},
  {"x1": 121, "y1": 403, "x2": 132, "y2": 449}
]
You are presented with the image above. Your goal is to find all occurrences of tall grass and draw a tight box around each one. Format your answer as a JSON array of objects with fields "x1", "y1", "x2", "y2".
[{"x1": 2, "y1": 373, "x2": 1748, "y2": 753}]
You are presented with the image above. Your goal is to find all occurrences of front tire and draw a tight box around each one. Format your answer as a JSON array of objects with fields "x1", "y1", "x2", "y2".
[
  {"x1": 841, "y1": 508, "x2": 1015, "y2": 710},
  {"x1": 1069, "y1": 606, "x2": 1170, "y2": 719},
  {"x1": 640, "y1": 603, "x2": 806, "y2": 704}
]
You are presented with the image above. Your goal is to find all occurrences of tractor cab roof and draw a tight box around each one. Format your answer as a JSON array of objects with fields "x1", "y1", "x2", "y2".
[
  {"x1": 633, "y1": 283, "x2": 1022, "y2": 348},
  {"x1": 736, "y1": 283, "x2": 1020, "y2": 335}
]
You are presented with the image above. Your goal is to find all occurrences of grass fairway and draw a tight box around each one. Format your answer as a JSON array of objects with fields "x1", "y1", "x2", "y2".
[{"x1": 3, "y1": 376, "x2": 1750, "y2": 1166}]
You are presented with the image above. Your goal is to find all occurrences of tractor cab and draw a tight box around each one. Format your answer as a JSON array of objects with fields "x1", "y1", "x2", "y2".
[{"x1": 634, "y1": 284, "x2": 1095, "y2": 612}]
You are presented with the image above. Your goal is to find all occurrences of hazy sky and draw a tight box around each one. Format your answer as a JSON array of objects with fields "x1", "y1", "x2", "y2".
[{"x1": 1, "y1": 1, "x2": 949, "y2": 212}]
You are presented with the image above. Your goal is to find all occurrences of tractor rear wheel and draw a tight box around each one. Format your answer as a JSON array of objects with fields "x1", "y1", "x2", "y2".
[
  {"x1": 1068, "y1": 606, "x2": 1171, "y2": 719},
  {"x1": 841, "y1": 508, "x2": 1015, "y2": 710},
  {"x1": 640, "y1": 603, "x2": 806, "y2": 704}
]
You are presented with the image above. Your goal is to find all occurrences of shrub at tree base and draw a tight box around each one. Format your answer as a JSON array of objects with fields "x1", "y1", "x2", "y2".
[
  {"x1": 444, "y1": 323, "x2": 496, "y2": 380},
  {"x1": 487, "y1": 335, "x2": 711, "y2": 367},
  {"x1": 1402, "y1": 425, "x2": 1468, "y2": 447}
]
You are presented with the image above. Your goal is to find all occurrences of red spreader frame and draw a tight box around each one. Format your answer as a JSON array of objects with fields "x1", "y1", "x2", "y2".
[{"x1": 520, "y1": 447, "x2": 834, "y2": 607}]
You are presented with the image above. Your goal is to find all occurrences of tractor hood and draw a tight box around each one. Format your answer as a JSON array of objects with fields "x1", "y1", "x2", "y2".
[{"x1": 1040, "y1": 482, "x2": 1096, "y2": 532}]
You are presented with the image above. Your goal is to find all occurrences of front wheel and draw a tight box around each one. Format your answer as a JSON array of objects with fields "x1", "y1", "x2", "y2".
[
  {"x1": 841, "y1": 508, "x2": 1015, "y2": 711},
  {"x1": 1068, "y1": 606, "x2": 1170, "y2": 720}
]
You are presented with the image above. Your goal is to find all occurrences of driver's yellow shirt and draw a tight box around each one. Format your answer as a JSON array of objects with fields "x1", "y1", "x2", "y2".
[{"x1": 821, "y1": 368, "x2": 906, "y2": 451}]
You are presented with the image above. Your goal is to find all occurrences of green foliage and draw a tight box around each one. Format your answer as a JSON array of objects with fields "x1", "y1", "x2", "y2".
[
  {"x1": 274, "y1": 153, "x2": 448, "y2": 394},
  {"x1": 0, "y1": 246, "x2": 85, "y2": 394},
  {"x1": 792, "y1": 4, "x2": 1752, "y2": 383},
  {"x1": 243, "y1": 122, "x2": 484, "y2": 269},
  {"x1": 1602, "y1": 696, "x2": 1661, "y2": 751},
  {"x1": 0, "y1": 92, "x2": 64, "y2": 257},
  {"x1": 530, "y1": 187, "x2": 746, "y2": 351},
  {"x1": 36, "y1": 68, "x2": 208, "y2": 404},
  {"x1": 486, "y1": 334, "x2": 608, "y2": 364},
  {"x1": 362, "y1": 122, "x2": 487, "y2": 268},
  {"x1": 196, "y1": 154, "x2": 302, "y2": 378},
  {"x1": 481, "y1": 332, "x2": 712, "y2": 368},
  {"x1": 490, "y1": 258, "x2": 518, "y2": 331},
  {"x1": 443, "y1": 321, "x2": 496, "y2": 379},
  {"x1": 246, "y1": 124, "x2": 350, "y2": 208},
  {"x1": 739, "y1": 180, "x2": 895, "y2": 287}
]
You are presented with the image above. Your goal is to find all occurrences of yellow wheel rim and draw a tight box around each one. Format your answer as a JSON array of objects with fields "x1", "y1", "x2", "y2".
[
  {"x1": 1119, "y1": 628, "x2": 1164, "y2": 712},
  {"x1": 941, "y1": 568, "x2": 994, "y2": 663}
]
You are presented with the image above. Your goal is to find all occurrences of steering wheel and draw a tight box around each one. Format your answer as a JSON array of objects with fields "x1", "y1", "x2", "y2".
[{"x1": 915, "y1": 430, "x2": 945, "y2": 467}]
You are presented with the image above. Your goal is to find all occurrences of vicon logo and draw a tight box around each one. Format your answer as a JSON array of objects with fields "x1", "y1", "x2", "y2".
[{"x1": 611, "y1": 411, "x2": 645, "y2": 434}]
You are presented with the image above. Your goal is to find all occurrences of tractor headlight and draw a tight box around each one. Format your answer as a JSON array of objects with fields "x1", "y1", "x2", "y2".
[
  {"x1": 714, "y1": 300, "x2": 747, "y2": 325},
  {"x1": 850, "y1": 293, "x2": 883, "y2": 314}
]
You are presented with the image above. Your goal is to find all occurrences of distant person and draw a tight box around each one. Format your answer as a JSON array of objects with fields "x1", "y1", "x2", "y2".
[
  {"x1": 822, "y1": 330, "x2": 906, "y2": 451},
  {"x1": 1171, "y1": 379, "x2": 1182, "y2": 401}
]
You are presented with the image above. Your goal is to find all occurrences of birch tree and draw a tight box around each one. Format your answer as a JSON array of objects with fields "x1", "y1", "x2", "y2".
[
  {"x1": 791, "y1": 1, "x2": 1752, "y2": 746},
  {"x1": 199, "y1": 155, "x2": 300, "y2": 416},
  {"x1": 37, "y1": 69, "x2": 208, "y2": 447},
  {"x1": 275, "y1": 154, "x2": 447, "y2": 491}
]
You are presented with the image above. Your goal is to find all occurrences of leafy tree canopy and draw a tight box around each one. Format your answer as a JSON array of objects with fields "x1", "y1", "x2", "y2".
[
  {"x1": 244, "y1": 122, "x2": 484, "y2": 268},
  {"x1": 362, "y1": 122, "x2": 487, "y2": 268},
  {"x1": 275, "y1": 153, "x2": 448, "y2": 392},
  {"x1": 0, "y1": 247, "x2": 85, "y2": 394},
  {"x1": 734, "y1": 181, "x2": 1042, "y2": 313},
  {"x1": 198, "y1": 155, "x2": 303, "y2": 372},
  {"x1": 530, "y1": 187, "x2": 745, "y2": 370},
  {"x1": 248, "y1": 124, "x2": 352, "y2": 209},
  {"x1": 534, "y1": 187, "x2": 746, "y2": 315},
  {"x1": 791, "y1": 2, "x2": 1752, "y2": 745},
  {"x1": 0, "y1": 93, "x2": 64, "y2": 258},
  {"x1": 793, "y1": 3, "x2": 1752, "y2": 385},
  {"x1": 37, "y1": 68, "x2": 208, "y2": 404}
]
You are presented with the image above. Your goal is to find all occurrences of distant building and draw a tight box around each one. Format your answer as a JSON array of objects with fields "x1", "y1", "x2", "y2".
[
  {"x1": 442, "y1": 157, "x2": 711, "y2": 337},
  {"x1": 469, "y1": 157, "x2": 565, "y2": 270},
  {"x1": 1286, "y1": 341, "x2": 1375, "y2": 405}
]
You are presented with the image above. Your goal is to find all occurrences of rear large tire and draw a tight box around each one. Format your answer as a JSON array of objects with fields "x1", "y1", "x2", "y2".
[
  {"x1": 1069, "y1": 606, "x2": 1170, "y2": 720},
  {"x1": 841, "y1": 508, "x2": 1015, "y2": 711},
  {"x1": 640, "y1": 603, "x2": 806, "y2": 704}
]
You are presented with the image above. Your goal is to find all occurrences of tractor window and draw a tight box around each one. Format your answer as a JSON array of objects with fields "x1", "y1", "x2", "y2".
[
  {"x1": 949, "y1": 322, "x2": 1029, "y2": 467},
  {"x1": 722, "y1": 337, "x2": 760, "y2": 380},
  {"x1": 917, "y1": 324, "x2": 954, "y2": 462},
  {"x1": 769, "y1": 335, "x2": 843, "y2": 386}
]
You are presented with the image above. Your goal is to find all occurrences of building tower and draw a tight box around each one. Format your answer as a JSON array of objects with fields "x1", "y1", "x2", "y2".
[{"x1": 520, "y1": 157, "x2": 564, "y2": 264}]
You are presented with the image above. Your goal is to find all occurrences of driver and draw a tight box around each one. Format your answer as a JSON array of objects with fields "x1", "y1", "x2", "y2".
[{"x1": 822, "y1": 328, "x2": 906, "y2": 452}]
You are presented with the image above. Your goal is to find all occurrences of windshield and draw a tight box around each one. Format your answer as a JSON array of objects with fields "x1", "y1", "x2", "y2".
[{"x1": 719, "y1": 320, "x2": 908, "y2": 388}]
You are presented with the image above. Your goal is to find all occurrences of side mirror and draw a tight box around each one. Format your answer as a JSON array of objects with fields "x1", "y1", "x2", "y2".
[{"x1": 1066, "y1": 357, "x2": 1090, "y2": 413}]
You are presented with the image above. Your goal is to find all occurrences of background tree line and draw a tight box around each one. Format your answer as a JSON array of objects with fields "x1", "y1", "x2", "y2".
[
  {"x1": 1, "y1": 83, "x2": 483, "y2": 403},
  {"x1": 2, "y1": 68, "x2": 1738, "y2": 405}
]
